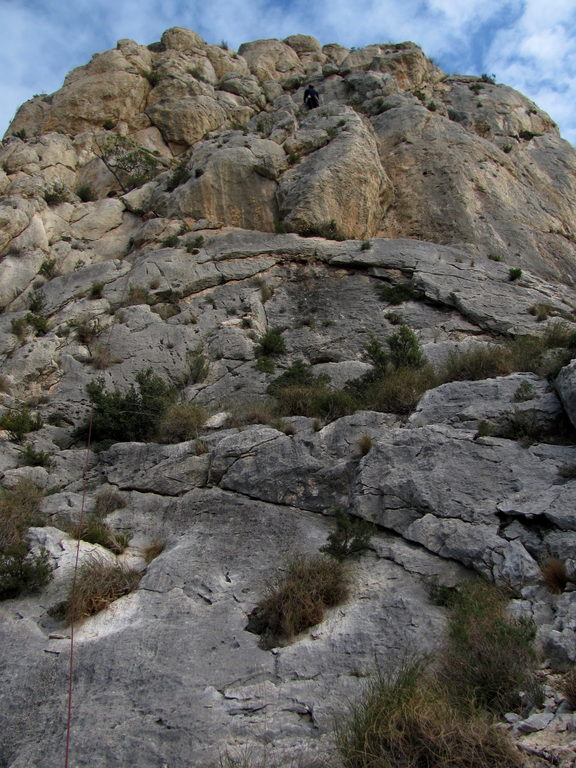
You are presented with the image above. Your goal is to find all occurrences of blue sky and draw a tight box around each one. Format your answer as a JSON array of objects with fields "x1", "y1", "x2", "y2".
[{"x1": 2, "y1": 0, "x2": 576, "y2": 145}]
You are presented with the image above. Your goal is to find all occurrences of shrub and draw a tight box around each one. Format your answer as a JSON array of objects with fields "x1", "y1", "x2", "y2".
[
  {"x1": 376, "y1": 282, "x2": 423, "y2": 305},
  {"x1": 76, "y1": 184, "x2": 96, "y2": 202},
  {"x1": 145, "y1": 70, "x2": 160, "y2": 86},
  {"x1": 89, "y1": 282, "x2": 104, "y2": 299},
  {"x1": 28, "y1": 289, "x2": 46, "y2": 314},
  {"x1": 11, "y1": 317, "x2": 28, "y2": 342},
  {"x1": 0, "y1": 480, "x2": 50, "y2": 600},
  {"x1": 39, "y1": 258, "x2": 57, "y2": 279},
  {"x1": 43, "y1": 181, "x2": 68, "y2": 205},
  {"x1": 156, "y1": 402, "x2": 207, "y2": 443},
  {"x1": 388, "y1": 326, "x2": 426, "y2": 369},
  {"x1": 63, "y1": 557, "x2": 141, "y2": 624},
  {"x1": 162, "y1": 234, "x2": 179, "y2": 248},
  {"x1": 166, "y1": 160, "x2": 190, "y2": 192},
  {"x1": 321, "y1": 509, "x2": 374, "y2": 560},
  {"x1": 78, "y1": 369, "x2": 176, "y2": 444},
  {"x1": 438, "y1": 580, "x2": 539, "y2": 716},
  {"x1": 529, "y1": 303, "x2": 554, "y2": 321},
  {"x1": 540, "y1": 557, "x2": 568, "y2": 593},
  {"x1": 186, "y1": 235, "x2": 204, "y2": 252},
  {"x1": 187, "y1": 351, "x2": 209, "y2": 384},
  {"x1": 488, "y1": 253, "x2": 502, "y2": 261},
  {"x1": 257, "y1": 329, "x2": 286, "y2": 357},
  {"x1": 19, "y1": 444, "x2": 52, "y2": 468},
  {"x1": 335, "y1": 662, "x2": 523, "y2": 768},
  {"x1": 247, "y1": 554, "x2": 349, "y2": 647},
  {"x1": 255, "y1": 356, "x2": 275, "y2": 374},
  {"x1": 71, "y1": 318, "x2": 102, "y2": 344},
  {"x1": 509, "y1": 267, "x2": 522, "y2": 281},
  {"x1": 25, "y1": 312, "x2": 49, "y2": 336},
  {"x1": 360, "y1": 240, "x2": 372, "y2": 250},
  {"x1": 0, "y1": 406, "x2": 43, "y2": 442},
  {"x1": 513, "y1": 381, "x2": 535, "y2": 401},
  {"x1": 495, "y1": 408, "x2": 545, "y2": 445},
  {"x1": 95, "y1": 133, "x2": 161, "y2": 192},
  {"x1": 361, "y1": 366, "x2": 437, "y2": 415},
  {"x1": 298, "y1": 220, "x2": 346, "y2": 241}
]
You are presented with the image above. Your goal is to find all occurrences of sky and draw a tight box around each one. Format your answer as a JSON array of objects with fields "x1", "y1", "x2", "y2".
[{"x1": 1, "y1": 0, "x2": 575, "y2": 145}]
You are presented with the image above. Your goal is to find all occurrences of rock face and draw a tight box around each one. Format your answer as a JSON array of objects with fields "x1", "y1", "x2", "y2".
[{"x1": 1, "y1": 27, "x2": 576, "y2": 768}]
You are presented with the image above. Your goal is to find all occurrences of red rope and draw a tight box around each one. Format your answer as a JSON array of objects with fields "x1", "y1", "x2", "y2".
[{"x1": 64, "y1": 409, "x2": 94, "y2": 768}]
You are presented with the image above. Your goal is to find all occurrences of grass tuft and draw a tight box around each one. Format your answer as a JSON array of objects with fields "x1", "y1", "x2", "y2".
[
  {"x1": 247, "y1": 554, "x2": 349, "y2": 647},
  {"x1": 63, "y1": 557, "x2": 141, "y2": 623}
]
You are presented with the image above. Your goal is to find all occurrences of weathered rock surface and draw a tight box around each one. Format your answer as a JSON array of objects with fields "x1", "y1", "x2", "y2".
[{"x1": 1, "y1": 25, "x2": 576, "y2": 768}]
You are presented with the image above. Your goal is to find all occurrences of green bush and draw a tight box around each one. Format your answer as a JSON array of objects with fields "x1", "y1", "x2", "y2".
[
  {"x1": 95, "y1": 134, "x2": 161, "y2": 192},
  {"x1": 388, "y1": 325, "x2": 426, "y2": 369},
  {"x1": 438, "y1": 580, "x2": 539, "y2": 716},
  {"x1": 376, "y1": 282, "x2": 424, "y2": 305},
  {"x1": 166, "y1": 159, "x2": 190, "y2": 192},
  {"x1": 89, "y1": 282, "x2": 105, "y2": 300},
  {"x1": 25, "y1": 312, "x2": 49, "y2": 336},
  {"x1": 254, "y1": 356, "x2": 275, "y2": 373},
  {"x1": 321, "y1": 509, "x2": 374, "y2": 560},
  {"x1": 335, "y1": 662, "x2": 523, "y2": 768},
  {"x1": 19, "y1": 444, "x2": 52, "y2": 467},
  {"x1": 39, "y1": 258, "x2": 57, "y2": 279},
  {"x1": 247, "y1": 554, "x2": 349, "y2": 647},
  {"x1": 509, "y1": 267, "x2": 522, "y2": 281},
  {"x1": 43, "y1": 181, "x2": 68, "y2": 205},
  {"x1": 78, "y1": 369, "x2": 176, "y2": 444},
  {"x1": 257, "y1": 329, "x2": 286, "y2": 357},
  {"x1": 0, "y1": 406, "x2": 43, "y2": 442},
  {"x1": 162, "y1": 234, "x2": 179, "y2": 248},
  {"x1": 77, "y1": 184, "x2": 96, "y2": 202},
  {"x1": 28, "y1": 289, "x2": 46, "y2": 313}
]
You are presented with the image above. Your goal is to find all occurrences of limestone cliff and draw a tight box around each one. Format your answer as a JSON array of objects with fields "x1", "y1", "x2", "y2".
[{"x1": 1, "y1": 27, "x2": 576, "y2": 768}]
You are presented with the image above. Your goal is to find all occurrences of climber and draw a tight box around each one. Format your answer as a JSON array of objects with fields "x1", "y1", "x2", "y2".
[{"x1": 303, "y1": 83, "x2": 320, "y2": 110}]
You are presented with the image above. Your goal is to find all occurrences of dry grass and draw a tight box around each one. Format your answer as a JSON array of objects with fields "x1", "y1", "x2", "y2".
[
  {"x1": 0, "y1": 479, "x2": 44, "y2": 550},
  {"x1": 357, "y1": 435, "x2": 373, "y2": 456},
  {"x1": 156, "y1": 402, "x2": 207, "y2": 442},
  {"x1": 363, "y1": 366, "x2": 437, "y2": 415},
  {"x1": 69, "y1": 517, "x2": 129, "y2": 554},
  {"x1": 248, "y1": 554, "x2": 349, "y2": 647},
  {"x1": 541, "y1": 557, "x2": 568, "y2": 593},
  {"x1": 142, "y1": 540, "x2": 165, "y2": 563},
  {"x1": 438, "y1": 580, "x2": 539, "y2": 717},
  {"x1": 94, "y1": 488, "x2": 126, "y2": 517},
  {"x1": 560, "y1": 669, "x2": 576, "y2": 709},
  {"x1": 336, "y1": 663, "x2": 524, "y2": 768},
  {"x1": 441, "y1": 345, "x2": 512, "y2": 381},
  {"x1": 64, "y1": 557, "x2": 142, "y2": 624}
]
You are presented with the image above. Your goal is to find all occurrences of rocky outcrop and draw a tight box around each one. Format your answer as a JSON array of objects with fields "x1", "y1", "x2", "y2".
[{"x1": 1, "y1": 26, "x2": 576, "y2": 768}]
